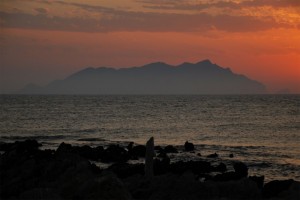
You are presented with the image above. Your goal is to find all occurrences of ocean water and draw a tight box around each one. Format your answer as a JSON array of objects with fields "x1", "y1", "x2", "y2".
[{"x1": 0, "y1": 95, "x2": 299, "y2": 181}]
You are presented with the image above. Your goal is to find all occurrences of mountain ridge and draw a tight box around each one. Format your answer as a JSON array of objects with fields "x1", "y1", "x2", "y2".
[{"x1": 19, "y1": 59, "x2": 267, "y2": 94}]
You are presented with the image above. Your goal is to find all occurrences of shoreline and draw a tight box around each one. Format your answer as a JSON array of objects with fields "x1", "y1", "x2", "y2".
[{"x1": 1, "y1": 139, "x2": 299, "y2": 199}]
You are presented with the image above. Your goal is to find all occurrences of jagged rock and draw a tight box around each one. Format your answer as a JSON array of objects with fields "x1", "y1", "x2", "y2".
[
  {"x1": 263, "y1": 179, "x2": 295, "y2": 198},
  {"x1": 164, "y1": 145, "x2": 178, "y2": 153},
  {"x1": 184, "y1": 141, "x2": 194, "y2": 151},
  {"x1": 207, "y1": 153, "x2": 218, "y2": 158},
  {"x1": 234, "y1": 162, "x2": 248, "y2": 177},
  {"x1": 145, "y1": 137, "x2": 155, "y2": 179}
]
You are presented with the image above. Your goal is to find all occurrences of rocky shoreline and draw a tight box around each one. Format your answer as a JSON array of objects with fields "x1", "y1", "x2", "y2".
[{"x1": 0, "y1": 139, "x2": 299, "y2": 199}]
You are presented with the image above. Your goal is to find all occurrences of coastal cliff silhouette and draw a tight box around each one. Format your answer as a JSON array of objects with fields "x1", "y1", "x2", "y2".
[{"x1": 20, "y1": 59, "x2": 266, "y2": 94}]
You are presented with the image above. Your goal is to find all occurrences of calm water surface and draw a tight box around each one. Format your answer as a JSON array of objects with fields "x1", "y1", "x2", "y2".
[{"x1": 0, "y1": 95, "x2": 299, "y2": 181}]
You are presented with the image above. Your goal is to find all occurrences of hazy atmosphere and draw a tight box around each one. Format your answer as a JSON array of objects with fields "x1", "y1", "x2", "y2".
[{"x1": 1, "y1": 0, "x2": 300, "y2": 93}]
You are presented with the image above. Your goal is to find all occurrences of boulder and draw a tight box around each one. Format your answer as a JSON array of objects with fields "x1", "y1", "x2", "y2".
[
  {"x1": 249, "y1": 175, "x2": 264, "y2": 190},
  {"x1": 74, "y1": 174, "x2": 132, "y2": 200},
  {"x1": 184, "y1": 141, "x2": 194, "y2": 151},
  {"x1": 101, "y1": 144, "x2": 129, "y2": 163},
  {"x1": 233, "y1": 162, "x2": 248, "y2": 177},
  {"x1": 164, "y1": 145, "x2": 178, "y2": 153},
  {"x1": 263, "y1": 179, "x2": 295, "y2": 198},
  {"x1": 213, "y1": 171, "x2": 240, "y2": 182},
  {"x1": 129, "y1": 145, "x2": 146, "y2": 157},
  {"x1": 108, "y1": 163, "x2": 144, "y2": 178},
  {"x1": 154, "y1": 157, "x2": 170, "y2": 175},
  {"x1": 214, "y1": 162, "x2": 227, "y2": 173},
  {"x1": 207, "y1": 153, "x2": 218, "y2": 158}
]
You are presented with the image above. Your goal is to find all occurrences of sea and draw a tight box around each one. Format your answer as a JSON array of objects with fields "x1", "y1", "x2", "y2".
[{"x1": 0, "y1": 95, "x2": 299, "y2": 182}]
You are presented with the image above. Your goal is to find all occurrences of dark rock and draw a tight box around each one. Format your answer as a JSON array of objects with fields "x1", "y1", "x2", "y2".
[
  {"x1": 213, "y1": 171, "x2": 240, "y2": 181},
  {"x1": 154, "y1": 157, "x2": 170, "y2": 175},
  {"x1": 184, "y1": 141, "x2": 194, "y2": 151},
  {"x1": 0, "y1": 142, "x2": 14, "y2": 152},
  {"x1": 233, "y1": 162, "x2": 248, "y2": 177},
  {"x1": 8, "y1": 140, "x2": 41, "y2": 154},
  {"x1": 157, "y1": 151, "x2": 167, "y2": 158},
  {"x1": 101, "y1": 144, "x2": 129, "y2": 163},
  {"x1": 212, "y1": 177, "x2": 261, "y2": 199},
  {"x1": 164, "y1": 145, "x2": 178, "y2": 153},
  {"x1": 197, "y1": 153, "x2": 201, "y2": 157},
  {"x1": 127, "y1": 142, "x2": 134, "y2": 151},
  {"x1": 207, "y1": 153, "x2": 218, "y2": 158},
  {"x1": 74, "y1": 174, "x2": 132, "y2": 200},
  {"x1": 170, "y1": 160, "x2": 213, "y2": 175},
  {"x1": 249, "y1": 175, "x2": 264, "y2": 190},
  {"x1": 154, "y1": 145, "x2": 163, "y2": 152},
  {"x1": 19, "y1": 188, "x2": 62, "y2": 200},
  {"x1": 129, "y1": 145, "x2": 146, "y2": 157},
  {"x1": 56, "y1": 142, "x2": 73, "y2": 154},
  {"x1": 56, "y1": 143, "x2": 103, "y2": 161},
  {"x1": 214, "y1": 162, "x2": 227, "y2": 173},
  {"x1": 108, "y1": 163, "x2": 144, "y2": 178},
  {"x1": 263, "y1": 179, "x2": 294, "y2": 198},
  {"x1": 229, "y1": 153, "x2": 234, "y2": 158}
]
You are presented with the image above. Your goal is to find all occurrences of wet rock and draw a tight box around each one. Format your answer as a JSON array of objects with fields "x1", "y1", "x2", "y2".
[
  {"x1": 164, "y1": 145, "x2": 178, "y2": 153},
  {"x1": 263, "y1": 179, "x2": 294, "y2": 198},
  {"x1": 184, "y1": 141, "x2": 194, "y2": 151},
  {"x1": 207, "y1": 152, "x2": 218, "y2": 158},
  {"x1": 234, "y1": 162, "x2": 248, "y2": 177}
]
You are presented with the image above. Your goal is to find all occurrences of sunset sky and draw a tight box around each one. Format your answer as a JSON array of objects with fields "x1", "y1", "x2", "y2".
[{"x1": 1, "y1": 0, "x2": 300, "y2": 93}]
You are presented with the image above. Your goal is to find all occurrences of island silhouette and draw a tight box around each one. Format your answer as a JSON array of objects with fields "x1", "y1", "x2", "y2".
[{"x1": 20, "y1": 59, "x2": 266, "y2": 94}]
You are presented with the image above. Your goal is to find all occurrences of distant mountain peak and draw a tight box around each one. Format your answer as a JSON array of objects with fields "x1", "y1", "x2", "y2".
[
  {"x1": 142, "y1": 62, "x2": 170, "y2": 68},
  {"x1": 197, "y1": 59, "x2": 213, "y2": 65}
]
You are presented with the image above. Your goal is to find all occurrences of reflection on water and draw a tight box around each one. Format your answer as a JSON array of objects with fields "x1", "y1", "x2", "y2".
[{"x1": 0, "y1": 94, "x2": 299, "y2": 181}]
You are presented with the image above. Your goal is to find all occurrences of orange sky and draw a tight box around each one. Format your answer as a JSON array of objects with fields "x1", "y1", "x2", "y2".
[{"x1": 0, "y1": 0, "x2": 300, "y2": 93}]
